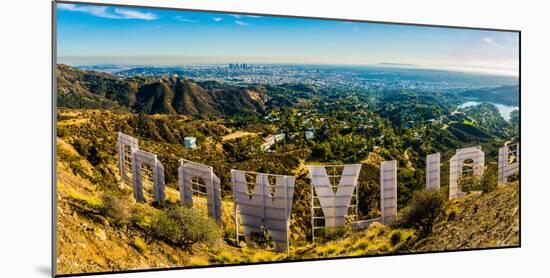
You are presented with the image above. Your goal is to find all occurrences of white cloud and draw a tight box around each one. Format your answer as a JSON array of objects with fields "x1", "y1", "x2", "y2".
[
  {"x1": 57, "y1": 3, "x2": 158, "y2": 20},
  {"x1": 114, "y1": 8, "x2": 157, "y2": 20},
  {"x1": 235, "y1": 20, "x2": 249, "y2": 26},
  {"x1": 231, "y1": 14, "x2": 261, "y2": 19},
  {"x1": 173, "y1": 16, "x2": 199, "y2": 23},
  {"x1": 482, "y1": 37, "x2": 503, "y2": 48},
  {"x1": 213, "y1": 17, "x2": 223, "y2": 22}
]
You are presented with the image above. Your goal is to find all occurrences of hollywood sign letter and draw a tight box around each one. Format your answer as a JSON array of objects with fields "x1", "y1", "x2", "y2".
[
  {"x1": 352, "y1": 160, "x2": 397, "y2": 230},
  {"x1": 117, "y1": 132, "x2": 138, "y2": 187},
  {"x1": 232, "y1": 170, "x2": 295, "y2": 252},
  {"x1": 380, "y1": 160, "x2": 397, "y2": 224},
  {"x1": 308, "y1": 164, "x2": 361, "y2": 236},
  {"x1": 449, "y1": 146, "x2": 484, "y2": 199},
  {"x1": 426, "y1": 153, "x2": 441, "y2": 190},
  {"x1": 131, "y1": 150, "x2": 166, "y2": 203},
  {"x1": 178, "y1": 159, "x2": 222, "y2": 224},
  {"x1": 498, "y1": 143, "x2": 520, "y2": 185}
]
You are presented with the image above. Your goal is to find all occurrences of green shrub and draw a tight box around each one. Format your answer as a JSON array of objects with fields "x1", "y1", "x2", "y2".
[
  {"x1": 223, "y1": 229, "x2": 238, "y2": 245},
  {"x1": 447, "y1": 210, "x2": 457, "y2": 221},
  {"x1": 249, "y1": 229, "x2": 272, "y2": 248},
  {"x1": 458, "y1": 166, "x2": 498, "y2": 194},
  {"x1": 129, "y1": 204, "x2": 156, "y2": 230},
  {"x1": 479, "y1": 166, "x2": 498, "y2": 193},
  {"x1": 319, "y1": 226, "x2": 351, "y2": 242},
  {"x1": 351, "y1": 238, "x2": 369, "y2": 251},
  {"x1": 458, "y1": 175, "x2": 478, "y2": 193},
  {"x1": 72, "y1": 138, "x2": 109, "y2": 166},
  {"x1": 57, "y1": 127, "x2": 70, "y2": 137},
  {"x1": 222, "y1": 136, "x2": 261, "y2": 162},
  {"x1": 366, "y1": 222, "x2": 386, "y2": 240},
  {"x1": 150, "y1": 206, "x2": 221, "y2": 248},
  {"x1": 389, "y1": 230, "x2": 402, "y2": 246},
  {"x1": 396, "y1": 189, "x2": 445, "y2": 238},
  {"x1": 100, "y1": 193, "x2": 131, "y2": 228},
  {"x1": 132, "y1": 236, "x2": 148, "y2": 253},
  {"x1": 311, "y1": 142, "x2": 334, "y2": 161}
]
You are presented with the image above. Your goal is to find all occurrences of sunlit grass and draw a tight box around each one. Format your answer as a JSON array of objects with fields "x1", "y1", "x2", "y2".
[
  {"x1": 188, "y1": 257, "x2": 210, "y2": 266},
  {"x1": 294, "y1": 222, "x2": 416, "y2": 259},
  {"x1": 65, "y1": 186, "x2": 103, "y2": 209}
]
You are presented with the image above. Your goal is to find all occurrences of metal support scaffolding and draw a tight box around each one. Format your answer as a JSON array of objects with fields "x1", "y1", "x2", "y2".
[
  {"x1": 380, "y1": 160, "x2": 397, "y2": 225},
  {"x1": 426, "y1": 153, "x2": 441, "y2": 190},
  {"x1": 131, "y1": 149, "x2": 165, "y2": 203},
  {"x1": 232, "y1": 169, "x2": 295, "y2": 253},
  {"x1": 117, "y1": 132, "x2": 138, "y2": 188},
  {"x1": 178, "y1": 159, "x2": 222, "y2": 224},
  {"x1": 307, "y1": 164, "x2": 361, "y2": 242}
]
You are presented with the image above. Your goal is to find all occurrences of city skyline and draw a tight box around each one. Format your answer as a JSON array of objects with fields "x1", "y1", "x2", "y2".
[{"x1": 56, "y1": 3, "x2": 520, "y2": 76}]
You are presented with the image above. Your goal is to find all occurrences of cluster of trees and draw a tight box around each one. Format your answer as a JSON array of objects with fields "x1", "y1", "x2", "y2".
[
  {"x1": 100, "y1": 193, "x2": 221, "y2": 249},
  {"x1": 310, "y1": 134, "x2": 369, "y2": 162},
  {"x1": 222, "y1": 135, "x2": 262, "y2": 162},
  {"x1": 377, "y1": 92, "x2": 449, "y2": 128},
  {"x1": 459, "y1": 103, "x2": 517, "y2": 139}
]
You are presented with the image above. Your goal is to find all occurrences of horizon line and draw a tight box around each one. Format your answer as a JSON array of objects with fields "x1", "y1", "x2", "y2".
[{"x1": 57, "y1": 57, "x2": 519, "y2": 78}]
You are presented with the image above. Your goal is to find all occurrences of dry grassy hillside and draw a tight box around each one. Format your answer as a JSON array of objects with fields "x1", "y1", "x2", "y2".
[
  {"x1": 56, "y1": 137, "x2": 288, "y2": 275},
  {"x1": 414, "y1": 182, "x2": 520, "y2": 251},
  {"x1": 55, "y1": 108, "x2": 520, "y2": 275}
]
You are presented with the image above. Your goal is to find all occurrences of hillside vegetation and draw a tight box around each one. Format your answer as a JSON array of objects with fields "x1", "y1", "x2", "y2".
[
  {"x1": 55, "y1": 65, "x2": 520, "y2": 275},
  {"x1": 56, "y1": 109, "x2": 519, "y2": 275},
  {"x1": 56, "y1": 143, "x2": 519, "y2": 274}
]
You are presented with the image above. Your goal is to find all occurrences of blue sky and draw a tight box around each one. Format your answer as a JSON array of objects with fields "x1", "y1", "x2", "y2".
[{"x1": 56, "y1": 3, "x2": 519, "y2": 76}]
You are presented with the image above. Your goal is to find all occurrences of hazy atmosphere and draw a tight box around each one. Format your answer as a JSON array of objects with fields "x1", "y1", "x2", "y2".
[{"x1": 57, "y1": 3, "x2": 519, "y2": 76}]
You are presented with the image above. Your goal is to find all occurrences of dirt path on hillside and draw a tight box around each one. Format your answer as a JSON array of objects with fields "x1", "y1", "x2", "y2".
[{"x1": 222, "y1": 131, "x2": 257, "y2": 141}]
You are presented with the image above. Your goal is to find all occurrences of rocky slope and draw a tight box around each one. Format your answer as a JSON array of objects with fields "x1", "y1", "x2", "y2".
[{"x1": 414, "y1": 182, "x2": 520, "y2": 251}]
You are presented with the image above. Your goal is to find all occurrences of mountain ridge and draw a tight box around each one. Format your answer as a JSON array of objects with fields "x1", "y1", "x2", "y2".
[{"x1": 56, "y1": 64, "x2": 269, "y2": 117}]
